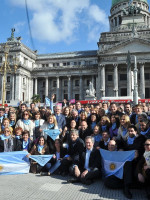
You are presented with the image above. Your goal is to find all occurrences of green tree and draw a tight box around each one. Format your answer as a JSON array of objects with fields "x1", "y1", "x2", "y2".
[{"x1": 31, "y1": 94, "x2": 41, "y2": 103}]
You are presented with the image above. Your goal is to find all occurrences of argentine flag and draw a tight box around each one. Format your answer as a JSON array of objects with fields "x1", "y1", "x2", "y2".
[
  {"x1": 100, "y1": 149, "x2": 135, "y2": 179},
  {"x1": 0, "y1": 151, "x2": 30, "y2": 175}
]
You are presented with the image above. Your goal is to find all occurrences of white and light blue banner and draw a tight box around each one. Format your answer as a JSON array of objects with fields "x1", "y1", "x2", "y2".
[
  {"x1": 100, "y1": 149, "x2": 135, "y2": 179},
  {"x1": 29, "y1": 155, "x2": 53, "y2": 166},
  {"x1": 45, "y1": 97, "x2": 51, "y2": 106},
  {"x1": 0, "y1": 151, "x2": 30, "y2": 175},
  {"x1": 44, "y1": 129, "x2": 60, "y2": 141}
]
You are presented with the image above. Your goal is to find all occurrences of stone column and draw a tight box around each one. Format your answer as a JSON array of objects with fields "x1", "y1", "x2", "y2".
[
  {"x1": 113, "y1": 64, "x2": 118, "y2": 97},
  {"x1": 56, "y1": 76, "x2": 60, "y2": 102},
  {"x1": 127, "y1": 63, "x2": 132, "y2": 96},
  {"x1": 45, "y1": 77, "x2": 48, "y2": 97},
  {"x1": 96, "y1": 66, "x2": 101, "y2": 99},
  {"x1": 100, "y1": 64, "x2": 105, "y2": 97},
  {"x1": 35, "y1": 78, "x2": 37, "y2": 95},
  {"x1": 80, "y1": 76, "x2": 83, "y2": 100},
  {"x1": 68, "y1": 76, "x2": 71, "y2": 100},
  {"x1": 15, "y1": 74, "x2": 22, "y2": 100},
  {"x1": 140, "y1": 63, "x2": 145, "y2": 99},
  {"x1": 11, "y1": 75, "x2": 15, "y2": 100}
]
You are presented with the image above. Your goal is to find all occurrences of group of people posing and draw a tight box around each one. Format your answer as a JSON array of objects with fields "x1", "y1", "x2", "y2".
[{"x1": 0, "y1": 98, "x2": 150, "y2": 199}]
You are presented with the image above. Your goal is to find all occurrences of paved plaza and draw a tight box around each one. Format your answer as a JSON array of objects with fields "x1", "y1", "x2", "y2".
[{"x1": 0, "y1": 173, "x2": 147, "y2": 200}]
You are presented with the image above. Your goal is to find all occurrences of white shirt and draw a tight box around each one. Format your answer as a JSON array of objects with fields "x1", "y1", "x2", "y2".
[{"x1": 84, "y1": 148, "x2": 93, "y2": 171}]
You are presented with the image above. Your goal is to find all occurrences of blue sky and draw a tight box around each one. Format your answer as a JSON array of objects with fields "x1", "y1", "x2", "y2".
[{"x1": 0, "y1": 0, "x2": 149, "y2": 54}]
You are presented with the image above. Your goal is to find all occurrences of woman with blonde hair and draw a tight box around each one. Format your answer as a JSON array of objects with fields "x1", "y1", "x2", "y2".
[
  {"x1": 41, "y1": 114, "x2": 59, "y2": 153},
  {"x1": 99, "y1": 116, "x2": 110, "y2": 133},
  {"x1": 117, "y1": 114, "x2": 131, "y2": 141}
]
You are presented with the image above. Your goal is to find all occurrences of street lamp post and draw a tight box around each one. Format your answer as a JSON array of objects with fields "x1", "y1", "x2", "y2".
[
  {"x1": 133, "y1": 56, "x2": 138, "y2": 105},
  {"x1": 0, "y1": 43, "x2": 18, "y2": 107}
]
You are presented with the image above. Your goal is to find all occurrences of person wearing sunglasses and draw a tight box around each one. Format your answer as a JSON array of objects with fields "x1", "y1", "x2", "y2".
[
  {"x1": 15, "y1": 111, "x2": 34, "y2": 140},
  {"x1": 137, "y1": 139, "x2": 150, "y2": 199}
]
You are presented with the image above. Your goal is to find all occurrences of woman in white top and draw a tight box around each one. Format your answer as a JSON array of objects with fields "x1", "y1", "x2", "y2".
[{"x1": 15, "y1": 111, "x2": 35, "y2": 140}]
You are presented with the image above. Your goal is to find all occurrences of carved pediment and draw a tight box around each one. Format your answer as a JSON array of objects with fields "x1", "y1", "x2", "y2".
[{"x1": 102, "y1": 38, "x2": 150, "y2": 55}]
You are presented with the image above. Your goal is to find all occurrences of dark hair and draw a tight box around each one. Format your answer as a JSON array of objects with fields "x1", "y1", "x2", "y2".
[
  {"x1": 38, "y1": 136, "x2": 46, "y2": 144},
  {"x1": 21, "y1": 103, "x2": 27, "y2": 107},
  {"x1": 128, "y1": 125, "x2": 137, "y2": 132},
  {"x1": 22, "y1": 130, "x2": 30, "y2": 137}
]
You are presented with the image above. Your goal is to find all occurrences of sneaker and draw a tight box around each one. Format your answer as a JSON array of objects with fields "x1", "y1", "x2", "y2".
[{"x1": 40, "y1": 172, "x2": 50, "y2": 176}]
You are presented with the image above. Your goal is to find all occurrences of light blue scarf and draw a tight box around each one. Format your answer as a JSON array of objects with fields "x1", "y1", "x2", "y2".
[
  {"x1": 23, "y1": 140, "x2": 29, "y2": 149},
  {"x1": 38, "y1": 145, "x2": 44, "y2": 153},
  {"x1": 140, "y1": 128, "x2": 150, "y2": 136},
  {"x1": 48, "y1": 123, "x2": 54, "y2": 129},
  {"x1": 127, "y1": 136, "x2": 136, "y2": 145},
  {"x1": 22, "y1": 119, "x2": 31, "y2": 125},
  {"x1": 102, "y1": 125, "x2": 107, "y2": 132},
  {"x1": 112, "y1": 122, "x2": 116, "y2": 130},
  {"x1": 122, "y1": 126, "x2": 127, "y2": 136},
  {"x1": 35, "y1": 120, "x2": 40, "y2": 127},
  {"x1": 0, "y1": 134, "x2": 10, "y2": 140}
]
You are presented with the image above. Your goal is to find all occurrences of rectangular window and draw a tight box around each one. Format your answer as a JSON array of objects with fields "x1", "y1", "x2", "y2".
[
  {"x1": 108, "y1": 75, "x2": 113, "y2": 81},
  {"x1": 64, "y1": 80, "x2": 68, "y2": 87},
  {"x1": 87, "y1": 80, "x2": 90, "y2": 86},
  {"x1": 6, "y1": 91, "x2": 10, "y2": 101},
  {"x1": 63, "y1": 63, "x2": 66, "y2": 66},
  {"x1": 145, "y1": 88, "x2": 150, "y2": 98},
  {"x1": 120, "y1": 74, "x2": 127, "y2": 81},
  {"x1": 67, "y1": 62, "x2": 70, "y2": 66},
  {"x1": 64, "y1": 94, "x2": 68, "y2": 100},
  {"x1": 53, "y1": 81, "x2": 56, "y2": 87},
  {"x1": 75, "y1": 80, "x2": 79, "y2": 86},
  {"x1": 56, "y1": 63, "x2": 59, "y2": 66},
  {"x1": 75, "y1": 94, "x2": 79, "y2": 100},
  {"x1": 74, "y1": 62, "x2": 77, "y2": 65},
  {"x1": 145, "y1": 73, "x2": 150, "y2": 80},
  {"x1": 0, "y1": 57, "x2": 2, "y2": 63},
  {"x1": 120, "y1": 88, "x2": 127, "y2": 96},
  {"x1": 7, "y1": 76, "x2": 10, "y2": 83}
]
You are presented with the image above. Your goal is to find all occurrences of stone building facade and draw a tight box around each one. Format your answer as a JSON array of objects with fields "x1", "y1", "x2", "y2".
[{"x1": 0, "y1": 0, "x2": 150, "y2": 105}]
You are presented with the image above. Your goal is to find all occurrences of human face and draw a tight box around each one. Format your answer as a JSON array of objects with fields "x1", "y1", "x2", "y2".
[
  {"x1": 70, "y1": 120, "x2": 76, "y2": 128},
  {"x1": 85, "y1": 138, "x2": 94, "y2": 150},
  {"x1": 21, "y1": 105, "x2": 26, "y2": 112},
  {"x1": 23, "y1": 112, "x2": 29, "y2": 120},
  {"x1": 39, "y1": 137, "x2": 44, "y2": 146},
  {"x1": 76, "y1": 103, "x2": 81, "y2": 110},
  {"x1": 4, "y1": 128, "x2": 10, "y2": 137},
  {"x1": 102, "y1": 132, "x2": 109, "y2": 142},
  {"x1": 30, "y1": 103, "x2": 35, "y2": 110},
  {"x1": 48, "y1": 116, "x2": 54, "y2": 124},
  {"x1": 16, "y1": 130, "x2": 22, "y2": 136},
  {"x1": 72, "y1": 111, "x2": 78, "y2": 118},
  {"x1": 81, "y1": 121, "x2": 87, "y2": 130},
  {"x1": 81, "y1": 113, "x2": 86, "y2": 120},
  {"x1": 70, "y1": 132, "x2": 78, "y2": 142},
  {"x1": 144, "y1": 140, "x2": 150, "y2": 152},
  {"x1": 111, "y1": 115, "x2": 116, "y2": 123},
  {"x1": 23, "y1": 133, "x2": 29, "y2": 141},
  {"x1": 0, "y1": 111, "x2": 4, "y2": 117},
  {"x1": 140, "y1": 122, "x2": 147, "y2": 131},
  {"x1": 111, "y1": 104, "x2": 117, "y2": 114},
  {"x1": 102, "y1": 104, "x2": 108, "y2": 110},
  {"x1": 55, "y1": 140, "x2": 60, "y2": 149},
  {"x1": 10, "y1": 114, "x2": 15, "y2": 121},
  {"x1": 120, "y1": 116, "x2": 126, "y2": 126},
  {"x1": 135, "y1": 106, "x2": 142, "y2": 115},
  {"x1": 101, "y1": 118, "x2": 106, "y2": 126},
  {"x1": 108, "y1": 140, "x2": 116, "y2": 151},
  {"x1": 93, "y1": 126, "x2": 99, "y2": 135},
  {"x1": 5, "y1": 107, "x2": 9, "y2": 113},
  {"x1": 91, "y1": 115, "x2": 96, "y2": 122},
  {"x1": 125, "y1": 105, "x2": 131, "y2": 113},
  {"x1": 55, "y1": 107, "x2": 61, "y2": 115},
  {"x1": 64, "y1": 108, "x2": 69, "y2": 116},
  {"x1": 128, "y1": 128, "x2": 137, "y2": 138},
  {"x1": 3, "y1": 120, "x2": 9, "y2": 127},
  {"x1": 85, "y1": 106, "x2": 90, "y2": 113},
  {"x1": 35, "y1": 113, "x2": 40, "y2": 120}
]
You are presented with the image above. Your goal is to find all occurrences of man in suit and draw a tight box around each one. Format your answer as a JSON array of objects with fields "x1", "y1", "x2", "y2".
[
  {"x1": 67, "y1": 136, "x2": 101, "y2": 185},
  {"x1": 55, "y1": 105, "x2": 66, "y2": 130}
]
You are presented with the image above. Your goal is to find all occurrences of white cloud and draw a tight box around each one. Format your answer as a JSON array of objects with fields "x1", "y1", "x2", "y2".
[{"x1": 9, "y1": 0, "x2": 109, "y2": 43}]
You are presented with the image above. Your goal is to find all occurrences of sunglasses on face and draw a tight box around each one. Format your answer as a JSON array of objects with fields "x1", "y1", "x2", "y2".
[{"x1": 24, "y1": 114, "x2": 28, "y2": 115}]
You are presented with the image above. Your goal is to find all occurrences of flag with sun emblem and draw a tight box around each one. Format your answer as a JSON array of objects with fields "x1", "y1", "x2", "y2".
[
  {"x1": 0, "y1": 151, "x2": 30, "y2": 175},
  {"x1": 100, "y1": 149, "x2": 135, "y2": 179}
]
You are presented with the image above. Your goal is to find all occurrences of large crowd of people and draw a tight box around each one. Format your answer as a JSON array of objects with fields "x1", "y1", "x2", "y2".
[{"x1": 0, "y1": 96, "x2": 150, "y2": 199}]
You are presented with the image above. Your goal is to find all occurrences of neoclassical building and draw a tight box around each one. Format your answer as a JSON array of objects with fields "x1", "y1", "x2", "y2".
[{"x1": 0, "y1": 0, "x2": 150, "y2": 105}]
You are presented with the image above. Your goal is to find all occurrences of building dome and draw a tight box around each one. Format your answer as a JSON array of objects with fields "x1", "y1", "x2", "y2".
[{"x1": 112, "y1": 0, "x2": 148, "y2": 7}]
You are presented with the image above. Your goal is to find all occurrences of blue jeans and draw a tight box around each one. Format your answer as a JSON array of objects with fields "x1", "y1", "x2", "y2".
[{"x1": 45, "y1": 160, "x2": 61, "y2": 174}]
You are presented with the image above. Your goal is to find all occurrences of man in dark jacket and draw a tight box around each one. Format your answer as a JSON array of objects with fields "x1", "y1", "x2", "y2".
[{"x1": 67, "y1": 136, "x2": 101, "y2": 185}]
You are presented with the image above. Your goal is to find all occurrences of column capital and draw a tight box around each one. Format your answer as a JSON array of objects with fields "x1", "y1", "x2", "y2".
[
  {"x1": 139, "y1": 62, "x2": 145, "y2": 66},
  {"x1": 67, "y1": 75, "x2": 71, "y2": 78},
  {"x1": 113, "y1": 63, "x2": 118, "y2": 68},
  {"x1": 99, "y1": 64, "x2": 105, "y2": 68}
]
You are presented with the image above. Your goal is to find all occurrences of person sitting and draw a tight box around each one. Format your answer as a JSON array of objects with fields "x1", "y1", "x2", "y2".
[
  {"x1": 136, "y1": 139, "x2": 150, "y2": 199},
  {"x1": 98, "y1": 131, "x2": 110, "y2": 150},
  {"x1": 67, "y1": 136, "x2": 101, "y2": 185},
  {"x1": 0, "y1": 127, "x2": 15, "y2": 152},
  {"x1": 60, "y1": 129, "x2": 85, "y2": 176},
  {"x1": 41, "y1": 139, "x2": 67, "y2": 176},
  {"x1": 28, "y1": 136, "x2": 49, "y2": 174},
  {"x1": 104, "y1": 140, "x2": 133, "y2": 199}
]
